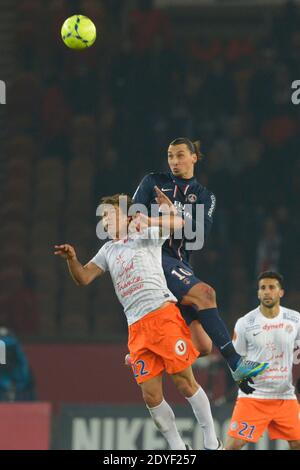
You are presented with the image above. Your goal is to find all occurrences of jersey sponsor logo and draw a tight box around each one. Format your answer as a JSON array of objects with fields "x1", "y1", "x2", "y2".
[
  {"x1": 263, "y1": 323, "x2": 284, "y2": 331},
  {"x1": 187, "y1": 193, "x2": 197, "y2": 203},
  {"x1": 175, "y1": 339, "x2": 187, "y2": 356}
]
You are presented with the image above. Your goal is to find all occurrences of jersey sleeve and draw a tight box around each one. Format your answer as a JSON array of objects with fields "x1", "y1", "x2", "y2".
[
  {"x1": 89, "y1": 244, "x2": 108, "y2": 272},
  {"x1": 132, "y1": 173, "x2": 154, "y2": 206},
  {"x1": 183, "y1": 188, "x2": 216, "y2": 245},
  {"x1": 204, "y1": 190, "x2": 216, "y2": 240},
  {"x1": 198, "y1": 189, "x2": 216, "y2": 241},
  {"x1": 233, "y1": 318, "x2": 247, "y2": 356}
]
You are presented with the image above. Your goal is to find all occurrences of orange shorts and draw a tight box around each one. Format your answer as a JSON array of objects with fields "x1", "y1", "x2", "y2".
[
  {"x1": 128, "y1": 303, "x2": 199, "y2": 384},
  {"x1": 228, "y1": 398, "x2": 300, "y2": 443}
]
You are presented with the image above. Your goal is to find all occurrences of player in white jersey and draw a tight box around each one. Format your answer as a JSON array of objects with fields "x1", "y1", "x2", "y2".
[
  {"x1": 55, "y1": 193, "x2": 223, "y2": 450},
  {"x1": 226, "y1": 271, "x2": 300, "y2": 450}
]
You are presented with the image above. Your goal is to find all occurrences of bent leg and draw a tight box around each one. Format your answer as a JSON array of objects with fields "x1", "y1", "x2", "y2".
[
  {"x1": 182, "y1": 283, "x2": 241, "y2": 371},
  {"x1": 189, "y1": 320, "x2": 212, "y2": 356}
]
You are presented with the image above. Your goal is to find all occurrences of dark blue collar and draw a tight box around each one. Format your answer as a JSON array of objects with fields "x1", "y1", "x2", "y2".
[{"x1": 169, "y1": 172, "x2": 196, "y2": 184}]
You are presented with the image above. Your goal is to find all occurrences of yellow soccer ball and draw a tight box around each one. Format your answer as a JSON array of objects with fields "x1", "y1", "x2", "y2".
[{"x1": 61, "y1": 15, "x2": 96, "y2": 50}]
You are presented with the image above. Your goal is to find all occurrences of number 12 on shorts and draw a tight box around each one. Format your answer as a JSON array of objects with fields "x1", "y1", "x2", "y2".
[{"x1": 132, "y1": 360, "x2": 149, "y2": 379}]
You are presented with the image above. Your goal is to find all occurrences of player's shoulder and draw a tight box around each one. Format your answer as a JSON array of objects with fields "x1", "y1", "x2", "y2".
[
  {"x1": 97, "y1": 240, "x2": 113, "y2": 253},
  {"x1": 236, "y1": 307, "x2": 260, "y2": 327},
  {"x1": 144, "y1": 172, "x2": 171, "y2": 185},
  {"x1": 192, "y1": 179, "x2": 216, "y2": 200},
  {"x1": 281, "y1": 306, "x2": 300, "y2": 324}
]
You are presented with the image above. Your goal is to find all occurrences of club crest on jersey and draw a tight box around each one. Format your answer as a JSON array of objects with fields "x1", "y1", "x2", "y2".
[
  {"x1": 285, "y1": 324, "x2": 293, "y2": 334},
  {"x1": 187, "y1": 193, "x2": 197, "y2": 203},
  {"x1": 175, "y1": 339, "x2": 187, "y2": 356}
]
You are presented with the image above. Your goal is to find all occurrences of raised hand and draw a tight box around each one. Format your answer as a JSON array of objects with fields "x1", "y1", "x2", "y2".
[
  {"x1": 154, "y1": 186, "x2": 176, "y2": 213},
  {"x1": 131, "y1": 212, "x2": 150, "y2": 232},
  {"x1": 54, "y1": 244, "x2": 77, "y2": 260}
]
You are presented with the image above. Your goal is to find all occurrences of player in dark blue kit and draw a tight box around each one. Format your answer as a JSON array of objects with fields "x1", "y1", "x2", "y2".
[{"x1": 131, "y1": 137, "x2": 268, "y2": 387}]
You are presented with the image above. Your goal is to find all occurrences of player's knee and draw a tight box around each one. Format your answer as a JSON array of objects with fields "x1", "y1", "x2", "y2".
[
  {"x1": 142, "y1": 389, "x2": 163, "y2": 408},
  {"x1": 289, "y1": 440, "x2": 300, "y2": 450},
  {"x1": 225, "y1": 437, "x2": 245, "y2": 450},
  {"x1": 196, "y1": 284, "x2": 216, "y2": 306},
  {"x1": 193, "y1": 338, "x2": 212, "y2": 356},
  {"x1": 199, "y1": 344, "x2": 212, "y2": 356},
  {"x1": 173, "y1": 374, "x2": 198, "y2": 397}
]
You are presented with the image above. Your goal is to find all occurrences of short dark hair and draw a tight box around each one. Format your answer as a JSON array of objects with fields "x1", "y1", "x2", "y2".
[
  {"x1": 169, "y1": 137, "x2": 204, "y2": 161},
  {"x1": 257, "y1": 271, "x2": 284, "y2": 288}
]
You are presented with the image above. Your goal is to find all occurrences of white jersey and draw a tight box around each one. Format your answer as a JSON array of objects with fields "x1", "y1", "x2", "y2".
[
  {"x1": 233, "y1": 306, "x2": 300, "y2": 400},
  {"x1": 90, "y1": 226, "x2": 177, "y2": 325}
]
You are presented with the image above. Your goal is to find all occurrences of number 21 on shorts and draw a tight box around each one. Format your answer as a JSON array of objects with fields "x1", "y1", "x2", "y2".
[{"x1": 238, "y1": 422, "x2": 256, "y2": 440}]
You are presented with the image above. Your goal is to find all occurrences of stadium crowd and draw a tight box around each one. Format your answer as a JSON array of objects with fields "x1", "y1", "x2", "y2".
[{"x1": 0, "y1": 0, "x2": 299, "y2": 345}]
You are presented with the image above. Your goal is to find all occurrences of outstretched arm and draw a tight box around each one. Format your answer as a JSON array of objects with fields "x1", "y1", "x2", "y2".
[
  {"x1": 54, "y1": 244, "x2": 104, "y2": 286},
  {"x1": 133, "y1": 211, "x2": 184, "y2": 234}
]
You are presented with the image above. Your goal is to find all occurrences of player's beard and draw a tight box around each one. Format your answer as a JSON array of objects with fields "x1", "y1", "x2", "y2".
[{"x1": 261, "y1": 298, "x2": 278, "y2": 309}]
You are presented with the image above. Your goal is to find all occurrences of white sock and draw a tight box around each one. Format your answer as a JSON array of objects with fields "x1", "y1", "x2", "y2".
[
  {"x1": 147, "y1": 399, "x2": 186, "y2": 450},
  {"x1": 186, "y1": 387, "x2": 219, "y2": 449}
]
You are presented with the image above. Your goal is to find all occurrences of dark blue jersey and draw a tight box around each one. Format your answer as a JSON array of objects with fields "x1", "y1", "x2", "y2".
[{"x1": 132, "y1": 172, "x2": 216, "y2": 264}]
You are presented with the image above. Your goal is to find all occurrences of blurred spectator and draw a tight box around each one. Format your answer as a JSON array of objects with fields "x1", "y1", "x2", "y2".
[
  {"x1": 130, "y1": 0, "x2": 172, "y2": 51},
  {"x1": 256, "y1": 217, "x2": 281, "y2": 275},
  {"x1": 5, "y1": 270, "x2": 39, "y2": 338},
  {"x1": 0, "y1": 328, "x2": 36, "y2": 401}
]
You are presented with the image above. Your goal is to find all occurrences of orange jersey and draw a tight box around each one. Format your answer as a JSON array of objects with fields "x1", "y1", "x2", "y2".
[{"x1": 128, "y1": 303, "x2": 199, "y2": 384}]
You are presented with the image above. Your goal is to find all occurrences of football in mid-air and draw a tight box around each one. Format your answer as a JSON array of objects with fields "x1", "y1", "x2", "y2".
[{"x1": 61, "y1": 15, "x2": 96, "y2": 50}]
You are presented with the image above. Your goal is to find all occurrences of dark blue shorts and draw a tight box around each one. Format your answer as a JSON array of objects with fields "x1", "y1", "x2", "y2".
[{"x1": 162, "y1": 255, "x2": 201, "y2": 325}]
